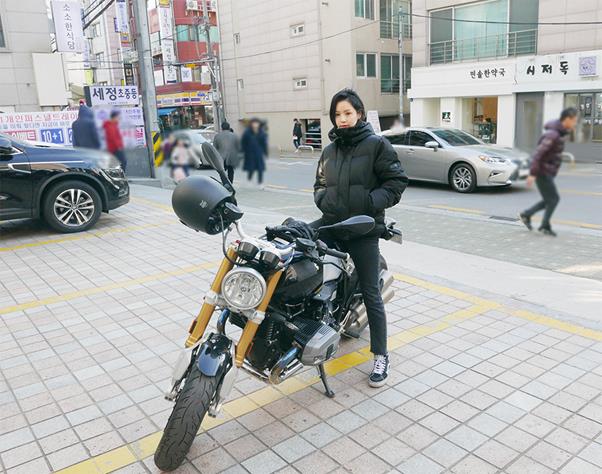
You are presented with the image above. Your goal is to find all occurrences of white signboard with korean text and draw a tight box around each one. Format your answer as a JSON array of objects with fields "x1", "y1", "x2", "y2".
[
  {"x1": 115, "y1": 0, "x2": 129, "y2": 33},
  {"x1": 51, "y1": 1, "x2": 85, "y2": 53},
  {"x1": 85, "y1": 85, "x2": 140, "y2": 106},
  {"x1": 0, "y1": 109, "x2": 145, "y2": 148},
  {"x1": 181, "y1": 66, "x2": 193, "y2": 82},
  {"x1": 162, "y1": 41, "x2": 178, "y2": 83},
  {"x1": 154, "y1": 69, "x2": 165, "y2": 87}
]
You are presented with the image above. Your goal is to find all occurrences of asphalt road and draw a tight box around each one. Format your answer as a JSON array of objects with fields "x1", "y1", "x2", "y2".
[{"x1": 256, "y1": 158, "x2": 602, "y2": 229}]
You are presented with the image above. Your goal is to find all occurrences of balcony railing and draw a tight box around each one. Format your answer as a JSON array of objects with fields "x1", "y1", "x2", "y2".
[
  {"x1": 380, "y1": 20, "x2": 412, "y2": 39},
  {"x1": 381, "y1": 78, "x2": 400, "y2": 94},
  {"x1": 429, "y1": 29, "x2": 537, "y2": 65}
]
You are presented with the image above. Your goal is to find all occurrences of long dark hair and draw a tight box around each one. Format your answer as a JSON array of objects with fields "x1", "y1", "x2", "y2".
[{"x1": 329, "y1": 88, "x2": 366, "y2": 126}]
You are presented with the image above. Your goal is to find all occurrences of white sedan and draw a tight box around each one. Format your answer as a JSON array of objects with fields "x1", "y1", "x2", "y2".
[{"x1": 381, "y1": 127, "x2": 531, "y2": 193}]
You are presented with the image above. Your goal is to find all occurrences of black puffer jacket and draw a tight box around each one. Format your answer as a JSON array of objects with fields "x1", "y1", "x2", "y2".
[
  {"x1": 530, "y1": 119, "x2": 568, "y2": 177},
  {"x1": 314, "y1": 121, "x2": 408, "y2": 237}
]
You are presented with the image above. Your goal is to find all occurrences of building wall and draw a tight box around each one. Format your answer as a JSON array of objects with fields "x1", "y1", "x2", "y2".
[{"x1": 0, "y1": 0, "x2": 60, "y2": 111}]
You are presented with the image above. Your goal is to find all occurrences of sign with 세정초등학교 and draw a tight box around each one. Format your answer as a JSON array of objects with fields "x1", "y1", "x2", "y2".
[
  {"x1": 84, "y1": 85, "x2": 140, "y2": 106},
  {"x1": 51, "y1": 1, "x2": 85, "y2": 53}
]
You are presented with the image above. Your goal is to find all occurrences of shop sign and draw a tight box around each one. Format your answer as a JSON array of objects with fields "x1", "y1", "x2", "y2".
[
  {"x1": 159, "y1": 0, "x2": 171, "y2": 5},
  {"x1": 442, "y1": 111, "x2": 451, "y2": 123},
  {"x1": 158, "y1": 91, "x2": 212, "y2": 107},
  {"x1": 469, "y1": 67, "x2": 507, "y2": 80},
  {"x1": 94, "y1": 107, "x2": 146, "y2": 148},
  {"x1": 181, "y1": 66, "x2": 193, "y2": 82},
  {"x1": 579, "y1": 56, "x2": 598, "y2": 77},
  {"x1": 85, "y1": 85, "x2": 140, "y2": 106},
  {"x1": 158, "y1": 6, "x2": 173, "y2": 38},
  {"x1": 0, "y1": 110, "x2": 78, "y2": 144},
  {"x1": 154, "y1": 69, "x2": 165, "y2": 87},
  {"x1": 115, "y1": 0, "x2": 129, "y2": 33},
  {"x1": 123, "y1": 64, "x2": 135, "y2": 86},
  {"x1": 162, "y1": 41, "x2": 178, "y2": 83},
  {"x1": 51, "y1": 1, "x2": 85, "y2": 53}
]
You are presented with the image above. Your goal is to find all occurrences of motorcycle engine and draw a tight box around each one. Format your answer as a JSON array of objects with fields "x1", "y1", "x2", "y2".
[{"x1": 292, "y1": 318, "x2": 340, "y2": 365}]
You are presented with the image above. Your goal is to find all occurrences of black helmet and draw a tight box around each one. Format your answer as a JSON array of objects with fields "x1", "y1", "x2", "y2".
[{"x1": 172, "y1": 175, "x2": 233, "y2": 234}]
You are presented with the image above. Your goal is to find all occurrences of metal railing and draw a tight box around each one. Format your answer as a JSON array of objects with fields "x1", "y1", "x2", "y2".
[
  {"x1": 381, "y1": 78, "x2": 400, "y2": 94},
  {"x1": 380, "y1": 20, "x2": 412, "y2": 39},
  {"x1": 429, "y1": 29, "x2": 537, "y2": 65}
]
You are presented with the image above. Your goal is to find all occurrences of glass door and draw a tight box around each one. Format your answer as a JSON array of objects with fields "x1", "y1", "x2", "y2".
[{"x1": 593, "y1": 93, "x2": 602, "y2": 142}]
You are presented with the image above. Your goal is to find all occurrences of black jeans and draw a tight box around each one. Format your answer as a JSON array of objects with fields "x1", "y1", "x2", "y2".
[
  {"x1": 114, "y1": 149, "x2": 127, "y2": 172},
  {"x1": 247, "y1": 169, "x2": 263, "y2": 184},
  {"x1": 340, "y1": 236, "x2": 387, "y2": 356},
  {"x1": 225, "y1": 165, "x2": 235, "y2": 183},
  {"x1": 523, "y1": 175, "x2": 560, "y2": 229}
]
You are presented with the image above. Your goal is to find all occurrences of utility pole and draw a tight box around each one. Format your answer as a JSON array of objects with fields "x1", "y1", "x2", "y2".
[
  {"x1": 200, "y1": 0, "x2": 221, "y2": 126},
  {"x1": 133, "y1": 0, "x2": 159, "y2": 178}
]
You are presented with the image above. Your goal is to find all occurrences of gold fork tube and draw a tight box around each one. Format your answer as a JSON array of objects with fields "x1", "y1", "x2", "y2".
[
  {"x1": 234, "y1": 270, "x2": 283, "y2": 367},
  {"x1": 185, "y1": 247, "x2": 237, "y2": 348}
]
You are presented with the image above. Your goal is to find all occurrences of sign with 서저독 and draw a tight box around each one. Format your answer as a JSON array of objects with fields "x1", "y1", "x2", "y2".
[
  {"x1": 84, "y1": 85, "x2": 140, "y2": 107},
  {"x1": 517, "y1": 51, "x2": 601, "y2": 82}
]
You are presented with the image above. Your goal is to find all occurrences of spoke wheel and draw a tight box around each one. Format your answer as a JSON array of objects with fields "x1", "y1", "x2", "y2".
[
  {"x1": 43, "y1": 181, "x2": 102, "y2": 233},
  {"x1": 450, "y1": 164, "x2": 476, "y2": 193}
]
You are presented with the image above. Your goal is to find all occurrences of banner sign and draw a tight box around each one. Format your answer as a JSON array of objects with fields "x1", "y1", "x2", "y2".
[
  {"x1": 115, "y1": 0, "x2": 129, "y2": 33},
  {"x1": 181, "y1": 66, "x2": 193, "y2": 82},
  {"x1": 84, "y1": 85, "x2": 139, "y2": 106},
  {"x1": 162, "y1": 41, "x2": 178, "y2": 83},
  {"x1": 51, "y1": 1, "x2": 85, "y2": 53},
  {"x1": 157, "y1": 91, "x2": 211, "y2": 107},
  {"x1": 123, "y1": 63, "x2": 135, "y2": 86},
  {"x1": 0, "y1": 108, "x2": 145, "y2": 148},
  {"x1": 366, "y1": 110, "x2": 381, "y2": 134}
]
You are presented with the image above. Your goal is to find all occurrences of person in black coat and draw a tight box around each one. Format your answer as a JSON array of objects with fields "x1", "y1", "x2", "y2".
[
  {"x1": 314, "y1": 88, "x2": 408, "y2": 388},
  {"x1": 71, "y1": 105, "x2": 101, "y2": 150},
  {"x1": 242, "y1": 118, "x2": 268, "y2": 185},
  {"x1": 293, "y1": 118, "x2": 303, "y2": 150}
]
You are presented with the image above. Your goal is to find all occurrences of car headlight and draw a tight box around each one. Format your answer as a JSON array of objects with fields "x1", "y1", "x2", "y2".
[
  {"x1": 221, "y1": 267, "x2": 267, "y2": 311},
  {"x1": 479, "y1": 154, "x2": 508, "y2": 164}
]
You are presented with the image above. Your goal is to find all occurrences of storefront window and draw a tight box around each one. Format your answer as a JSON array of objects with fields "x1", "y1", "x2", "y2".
[
  {"x1": 565, "y1": 92, "x2": 602, "y2": 143},
  {"x1": 455, "y1": 0, "x2": 507, "y2": 61},
  {"x1": 463, "y1": 97, "x2": 498, "y2": 143}
]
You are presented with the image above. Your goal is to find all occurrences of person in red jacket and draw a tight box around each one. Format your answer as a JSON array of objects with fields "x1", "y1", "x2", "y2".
[
  {"x1": 519, "y1": 107, "x2": 578, "y2": 236},
  {"x1": 103, "y1": 110, "x2": 126, "y2": 171}
]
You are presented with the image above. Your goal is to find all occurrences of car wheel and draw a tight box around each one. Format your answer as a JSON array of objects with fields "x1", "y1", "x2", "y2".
[
  {"x1": 43, "y1": 180, "x2": 102, "y2": 233},
  {"x1": 450, "y1": 163, "x2": 476, "y2": 193}
]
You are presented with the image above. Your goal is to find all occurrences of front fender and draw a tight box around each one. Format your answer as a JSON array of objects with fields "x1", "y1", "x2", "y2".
[{"x1": 197, "y1": 333, "x2": 232, "y2": 377}]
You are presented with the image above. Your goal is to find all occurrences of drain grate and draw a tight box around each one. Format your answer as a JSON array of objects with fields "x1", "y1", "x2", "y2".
[{"x1": 489, "y1": 215, "x2": 519, "y2": 222}]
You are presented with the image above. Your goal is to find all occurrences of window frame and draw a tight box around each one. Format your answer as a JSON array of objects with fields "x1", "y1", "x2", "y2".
[
  {"x1": 0, "y1": 14, "x2": 6, "y2": 49},
  {"x1": 293, "y1": 77, "x2": 308, "y2": 90},
  {"x1": 356, "y1": 52, "x2": 377, "y2": 78},
  {"x1": 355, "y1": 0, "x2": 375, "y2": 19},
  {"x1": 408, "y1": 130, "x2": 435, "y2": 147},
  {"x1": 380, "y1": 53, "x2": 400, "y2": 94},
  {"x1": 290, "y1": 23, "x2": 305, "y2": 37}
]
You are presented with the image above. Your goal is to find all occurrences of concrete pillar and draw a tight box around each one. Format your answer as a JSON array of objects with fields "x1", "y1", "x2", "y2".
[
  {"x1": 410, "y1": 98, "x2": 440, "y2": 127},
  {"x1": 496, "y1": 94, "x2": 516, "y2": 147}
]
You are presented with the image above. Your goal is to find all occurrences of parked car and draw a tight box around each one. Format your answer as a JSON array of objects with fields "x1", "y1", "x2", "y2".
[
  {"x1": 381, "y1": 127, "x2": 530, "y2": 193},
  {"x1": 0, "y1": 133, "x2": 129, "y2": 233}
]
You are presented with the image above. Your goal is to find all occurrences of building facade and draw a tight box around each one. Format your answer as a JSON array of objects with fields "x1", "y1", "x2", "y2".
[
  {"x1": 409, "y1": 0, "x2": 602, "y2": 161},
  {"x1": 218, "y1": 0, "x2": 412, "y2": 151},
  {"x1": 0, "y1": 0, "x2": 69, "y2": 111}
]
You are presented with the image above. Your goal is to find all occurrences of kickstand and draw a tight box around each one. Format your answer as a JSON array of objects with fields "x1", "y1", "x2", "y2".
[{"x1": 318, "y1": 363, "x2": 335, "y2": 398}]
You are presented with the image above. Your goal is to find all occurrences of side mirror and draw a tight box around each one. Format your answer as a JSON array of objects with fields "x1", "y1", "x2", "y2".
[
  {"x1": 201, "y1": 142, "x2": 235, "y2": 194},
  {"x1": 318, "y1": 215, "x2": 375, "y2": 239},
  {"x1": 425, "y1": 141, "x2": 439, "y2": 150},
  {"x1": 0, "y1": 137, "x2": 12, "y2": 154}
]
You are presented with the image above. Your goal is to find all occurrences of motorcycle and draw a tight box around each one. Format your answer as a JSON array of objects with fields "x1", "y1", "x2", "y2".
[{"x1": 154, "y1": 143, "x2": 402, "y2": 471}]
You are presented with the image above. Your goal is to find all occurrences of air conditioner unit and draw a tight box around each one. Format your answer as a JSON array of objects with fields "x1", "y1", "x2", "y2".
[{"x1": 186, "y1": 0, "x2": 200, "y2": 10}]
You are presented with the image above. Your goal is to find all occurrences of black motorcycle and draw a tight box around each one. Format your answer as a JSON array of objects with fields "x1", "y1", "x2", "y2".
[{"x1": 154, "y1": 143, "x2": 401, "y2": 471}]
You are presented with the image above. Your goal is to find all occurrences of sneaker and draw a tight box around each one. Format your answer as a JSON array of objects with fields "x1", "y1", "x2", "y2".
[
  {"x1": 369, "y1": 354, "x2": 389, "y2": 388},
  {"x1": 539, "y1": 227, "x2": 557, "y2": 237},
  {"x1": 519, "y1": 213, "x2": 532, "y2": 231}
]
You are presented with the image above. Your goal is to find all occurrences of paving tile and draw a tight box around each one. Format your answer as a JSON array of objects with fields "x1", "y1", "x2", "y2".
[
  {"x1": 561, "y1": 457, "x2": 602, "y2": 474},
  {"x1": 254, "y1": 421, "x2": 295, "y2": 447},
  {"x1": 579, "y1": 442, "x2": 602, "y2": 468},
  {"x1": 440, "y1": 400, "x2": 479, "y2": 423},
  {"x1": 5, "y1": 457, "x2": 51, "y2": 474},
  {"x1": 372, "y1": 437, "x2": 415, "y2": 466},
  {"x1": 348, "y1": 423, "x2": 389, "y2": 449},
  {"x1": 422, "y1": 438, "x2": 467, "y2": 468},
  {"x1": 224, "y1": 434, "x2": 267, "y2": 462},
  {"x1": 397, "y1": 424, "x2": 438, "y2": 451},
  {"x1": 419, "y1": 411, "x2": 459, "y2": 436},
  {"x1": 84, "y1": 431, "x2": 125, "y2": 456},
  {"x1": 395, "y1": 399, "x2": 434, "y2": 421},
  {"x1": 505, "y1": 390, "x2": 544, "y2": 411},
  {"x1": 322, "y1": 437, "x2": 366, "y2": 464},
  {"x1": 0, "y1": 427, "x2": 34, "y2": 452},
  {"x1": 446, "y1": 425, "x2": 488, "y2": 452},
  {"x1": 450, "y1": 454, "x2": 497, "y2": 474},
  {"x1": 46, "y1": 443, "x2": 88, "y2": 471},
  {"x1": 293, "y1": 450, "x2": 339, "y2": 474},
  {"x1": 473, "y1": 439, "x2": 519, "y2": 469},
  {"x1": 527, "y1": 441, "x2": 572, "y2": 470},
  {"x1": 467, "y1": 413, "x2": 507, "y2": 437},
  {"x1": 273, "y1": 435, "x2": 315, "y2": 463},
  {"x1": 506, "y1": 456, "x2": 554, "y2": 474},
  {"x1": 514, "y1": 414, "x2": 556, "y2": 438},
  {"x1": 398, "y1": 453, "x2": 444, "y2": 474},
  {"x1": 242, "y1": 449, "x2": 288, "y2": 474},
  {"x1": 326, "y1": 410, "x2": 366, "y2": 434},
  {"x1": 342, "y1": 451, "x2": 391, "y2": 474},
  {"x1": 191, "y1": 446, "x2": 237, "y2": 474},
  {"x1": 299, "y1": 422, "x2": 341, "y2": 448},
  {"x1": 0, "y1": 441, "x2": 43, "y2": 469},
  {"x1": 38, "y1": 429, "x2": 80, "y2": 455},
  {"x1": 545, "y1": 427, "x2": 589, "y2": 454}
]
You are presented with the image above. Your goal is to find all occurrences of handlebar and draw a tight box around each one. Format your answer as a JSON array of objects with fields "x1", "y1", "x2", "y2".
[
  {"x1": 265, "y1": 226, "x2": 349, "y2": 260},
  {"x1": 316, "y1": 240, "x2": 348, "y2": 260}
]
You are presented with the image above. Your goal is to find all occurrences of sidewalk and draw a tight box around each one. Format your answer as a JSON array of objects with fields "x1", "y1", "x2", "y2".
[{"x1": 1, "y1": 185, "x2": 602, "y2": 474}]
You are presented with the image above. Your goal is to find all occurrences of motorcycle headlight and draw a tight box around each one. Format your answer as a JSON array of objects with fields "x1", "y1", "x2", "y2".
[
  {"x1": 479, "y1": 154, "x2": 508, "y2": 164},
  {"x1": 221, "y1": 267, "x2": 267, "y2": 311}
]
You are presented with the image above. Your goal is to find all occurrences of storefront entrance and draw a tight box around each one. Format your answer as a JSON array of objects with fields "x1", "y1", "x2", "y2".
[
  {"x1": 462, "y1": 97, "x2": 498, "y2": 143},
  {"x1": 515, "y1": 92, "x2": 544, "y2": 153},
  {"x1": 564, "y1": 92, "x2": 602, "y2": 162}
]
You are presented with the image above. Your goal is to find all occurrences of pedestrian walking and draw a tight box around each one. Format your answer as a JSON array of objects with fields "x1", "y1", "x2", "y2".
[
  {"x1": 519, "y1": 107, "x2": 578, "y2": 237},
  {"x1": 241, "y1": 118, "x2": 268, "y2": 186},
  {"x1": 213, "y1": 121, "x2": 241, "y2": 183},
  {"x1": 169, "y1": 139, "x2": 195, "y2": 183},
  {"x1": 292, "y1": 118, "x2": 303, "y2": 150},
  {"x1": 103, "y1": 110, "x2": 127, "y2": 171},
  {"x1": 313, "y1": 89, "x2": 408, "y2": 387},
  {"x1": 72, "y1": 104, "x2": 101, "y2": 150}
]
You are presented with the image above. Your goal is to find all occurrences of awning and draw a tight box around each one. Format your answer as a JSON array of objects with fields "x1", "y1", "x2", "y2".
[{"x1": 158, "y1": 107, "x2": 177, "y2": 116}]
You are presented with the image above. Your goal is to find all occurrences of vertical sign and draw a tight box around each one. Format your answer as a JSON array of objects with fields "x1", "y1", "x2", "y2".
[
  {"x1": 51, "y1": 1, "x2": 85, "y2": 53},
  {"x1": 158, "y1": 6, "x2": 177, "y2": 83},
  {"x1": 115, "y1": 0, "x2": 129, "y2": 33},
  {"x1": 180, "y1": 66, "x2": 193, "y2": 82},
  {"x1": 366, "y1": 110, "x2": 381, "y2": 133},
  {"x1": 124, "y1": 63, "x2": 135, "y2": 85}
]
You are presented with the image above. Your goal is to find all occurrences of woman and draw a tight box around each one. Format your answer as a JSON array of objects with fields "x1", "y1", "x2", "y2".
[
  {"x1": 242, "y1": 118, "x2": 268, "y2": 186},
  {"x1": 169, "y1": 139, "x2": 195, "y2": 183},
  {"x1": 314, "y1": 89, "x2": 408, "y2": 387},
  {"x1": 213, "y1": 121, "x2": 241, "y2": 183}
]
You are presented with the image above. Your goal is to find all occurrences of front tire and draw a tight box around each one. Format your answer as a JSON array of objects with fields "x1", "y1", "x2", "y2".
[
  {"x1": 43, "y1": 180, "x2": 102, "y2": 233},
  {"x1": 450, "y1": 163, "x2": 477, "y2": 193},
  {"x1": 154, "y1": 366, "x2": 218, "y2": 472}
]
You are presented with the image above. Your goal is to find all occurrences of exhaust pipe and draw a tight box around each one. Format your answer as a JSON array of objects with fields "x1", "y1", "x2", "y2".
[
  {"x1": 269, "y1": 347, "x2": 303, "y2": 385},
  {"x1": 344, "y1": 270, "x2": 395, "y2": 338}
]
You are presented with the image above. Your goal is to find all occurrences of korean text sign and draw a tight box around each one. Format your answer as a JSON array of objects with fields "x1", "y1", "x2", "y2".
[
  {"x1": 51, "y1": 1, "x2": 85, "y2": 53},
  {"x1": 85, "y1": 85, "x2": 140, "y2": 107}
]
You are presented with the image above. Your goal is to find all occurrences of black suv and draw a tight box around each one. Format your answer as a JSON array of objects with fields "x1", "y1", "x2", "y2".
[{"x1": 0, "y1": 134, "x2": 129, "y2": 233}]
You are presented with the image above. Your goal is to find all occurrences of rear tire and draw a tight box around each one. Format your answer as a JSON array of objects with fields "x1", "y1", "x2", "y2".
[{"x1": 154, "y1": 366, "x2": 218, "y2": 472}]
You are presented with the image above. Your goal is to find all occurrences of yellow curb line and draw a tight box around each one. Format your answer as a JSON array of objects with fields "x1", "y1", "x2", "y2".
[
  {"x1": 130, "y1": 196, "x2": 173, "y2": 213},
  {"x1": 0, "y1": 261, "x2": 219, "y2": 316},
  {"x1": 428, "y1": 204, "x2": 485, "y2": 215},
  {"x1": 0, "y1": 221, "x2": 174, "y2": 253}
]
